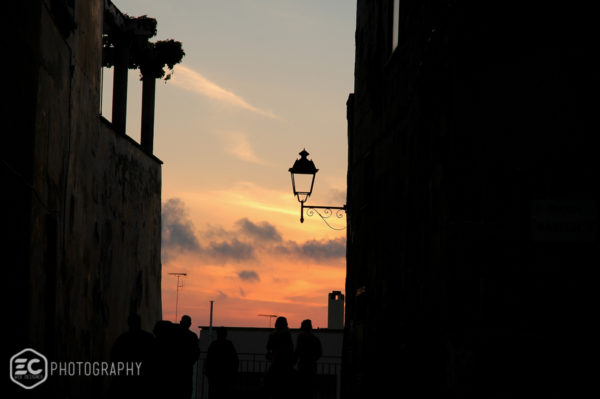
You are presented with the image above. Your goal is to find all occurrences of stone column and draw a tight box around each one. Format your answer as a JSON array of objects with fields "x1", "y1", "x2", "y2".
[
  {"x1": 111, "y1": 39, "x2": 130, "y2": 134},
  {"x1": 140, "y1": 75, "x2": 156, "y2": 154}
]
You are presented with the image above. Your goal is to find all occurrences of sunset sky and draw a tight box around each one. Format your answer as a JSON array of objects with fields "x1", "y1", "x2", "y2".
[{"x1": 103, "y1": 0, "x2": 356, "y2": 330}]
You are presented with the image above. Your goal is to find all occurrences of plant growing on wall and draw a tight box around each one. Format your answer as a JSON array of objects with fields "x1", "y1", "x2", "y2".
[
  {"x1": 102, "y1": 15, "x2": 185, "y2": 81},
  {"x1": 136, "y1": 39, "x2": 185, "y2": 80}
]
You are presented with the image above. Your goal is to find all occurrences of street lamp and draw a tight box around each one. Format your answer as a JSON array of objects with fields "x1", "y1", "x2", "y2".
[
  {"x1": 288, "y1": 149, "x2": 347, "y2": 228},
  {"x1": 289, "y1": 149, "x2": 318, "y2": 205}
]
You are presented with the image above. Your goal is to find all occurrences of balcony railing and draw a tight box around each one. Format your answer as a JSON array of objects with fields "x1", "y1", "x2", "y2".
[{"x1": 194, "y1": 352, "x2": 341, "y2": 399}]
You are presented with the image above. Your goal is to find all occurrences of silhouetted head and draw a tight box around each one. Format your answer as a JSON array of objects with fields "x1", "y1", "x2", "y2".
[
  {"x1": 217, "y1": 326, "x2": 227, "y2": 340},
  {"x1": 300, "y1": 319, "x2": 312, "y2": 332},
  {"x1": 274, "y1": 316, "x2": 288, "y2": 330},
  {"x1": 128, "y1": 313, "x2": 142, "y2": 332},
  {"x1": 180, "y1": 315, "x2": 192, "y2": 330}
]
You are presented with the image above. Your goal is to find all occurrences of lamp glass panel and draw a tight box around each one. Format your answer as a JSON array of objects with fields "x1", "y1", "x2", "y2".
[{"x1": 293, "y1": 173, "x2": 315, "y2": 196}]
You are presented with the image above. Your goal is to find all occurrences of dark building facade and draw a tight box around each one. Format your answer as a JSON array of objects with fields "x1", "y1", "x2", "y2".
[
  {"x1": 3, "y1": 1, "x2": 170, "y2": 396},
  {"x1": 344, "y1": 1, "x2": 598, "y2": 398}
]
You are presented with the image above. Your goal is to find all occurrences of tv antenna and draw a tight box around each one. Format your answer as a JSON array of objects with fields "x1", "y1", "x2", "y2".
[
  {"x1": 258, "y1": 314, "x2": 278, "y2": 328},
  {"x1": 169, "y1": 273, "x2": 187, "y2": 322}
]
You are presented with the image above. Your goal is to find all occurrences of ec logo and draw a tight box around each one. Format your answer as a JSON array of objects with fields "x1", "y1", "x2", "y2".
[{"x1": 10, "y1": 348, "x2": 48, "y2": 389}]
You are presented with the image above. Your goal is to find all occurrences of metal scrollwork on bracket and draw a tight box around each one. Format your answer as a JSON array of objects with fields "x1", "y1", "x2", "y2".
[
  {"x1": 305, "y1": 207, "x2": 318, "y2": 218},
  {"x1": 302, "y1": 204, "x2": 347, "y2": 230}
]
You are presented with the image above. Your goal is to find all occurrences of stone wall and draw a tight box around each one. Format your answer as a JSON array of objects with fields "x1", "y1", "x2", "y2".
[
  {"x1": 4, "y1": 1, "x2": 162, "y2": 397},
  {"x1": 344, "y1": 2, "x2": 598, "y2": 398}
]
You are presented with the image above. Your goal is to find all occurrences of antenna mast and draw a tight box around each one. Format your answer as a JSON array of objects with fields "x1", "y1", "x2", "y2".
[
  {"x1": 169, "y1": 272, "x2": 187, "y2": 322},
  {"x1": 257, "y1": 314, "x2": 278, "y2": 328}
]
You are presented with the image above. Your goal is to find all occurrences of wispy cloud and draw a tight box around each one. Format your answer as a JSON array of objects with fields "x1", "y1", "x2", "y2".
[
  {"x1": 224, "y1": 131, "x2": 272, "y2": 166},
  {"x1": 171, "y1": 64, "x2": 278, "y2": 119}
]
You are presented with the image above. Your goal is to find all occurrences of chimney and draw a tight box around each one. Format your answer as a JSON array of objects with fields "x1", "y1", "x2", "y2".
[{"x1": 328, "y1": 291, "x2": 344, "y2": 329}]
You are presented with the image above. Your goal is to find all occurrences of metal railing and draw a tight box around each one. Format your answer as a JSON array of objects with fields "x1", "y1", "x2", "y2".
[{"x1": 194, "y1": 352, "x2": 341, "y2": 399}]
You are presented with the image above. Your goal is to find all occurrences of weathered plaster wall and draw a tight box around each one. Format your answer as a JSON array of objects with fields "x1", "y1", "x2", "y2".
[{"x1": 5, "y1": 1, "x2": 161, "y2": 397}]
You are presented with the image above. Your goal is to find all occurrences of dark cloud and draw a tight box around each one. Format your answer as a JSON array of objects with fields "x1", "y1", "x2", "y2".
[
  {"x1": 162, "y1": 199, "x2": 255, "y2": 264},
  {"x1": 207, "y1": 238, "x2": 254, "y2": 262},
  {"x1": 238, "y1": 270, "x2": 260, "y2": 282},
  {"x1": 162, "y1": 198, "x2": 201, "y2": 261},
  {"x1": 300, "y1": 237, "x2": 346, "y2": 260},
  {"x1": 235, "y1": 218, "x2": 282, "y2": 242},
  {"x1": 161, "y1": 198, "x2": 345, "y2": 266},
  {"x1": 275, "y1": 237, "x2": 346, "y2": 262},
  {"x1": 202, "y1": 224, "x2": 229, "y2": 240}
]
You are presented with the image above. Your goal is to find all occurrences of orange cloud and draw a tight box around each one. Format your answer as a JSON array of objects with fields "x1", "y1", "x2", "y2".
[
  {"x1": 165, "y1": 183, "x2": 346, "y2": 245},
  {"x1": 161, "y1": 198, "x2": 346, "y2": 329}
]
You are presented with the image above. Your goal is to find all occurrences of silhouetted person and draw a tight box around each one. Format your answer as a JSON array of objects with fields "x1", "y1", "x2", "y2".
[
  {"x1": 152, "y1": 317, "x2": 200, "y2": 399},
  {"x1": 179, "y1": 315, "x2": 200, "y2": 399},
  {"x1": 110, "y1": 312, "x2": 156, "y2": 399},
  {"x1": 153, "y1": 320, "x2": 179, "y2": 398},
  {"x1": 204, "y1": 327, "x2": 239, "y2": 399},
  {"x1": 265, "y1": 316, "x2": 295, "y2": 399},
  {"x1": 294, "y1": 319, "x2": 322, "y2": 398}
]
